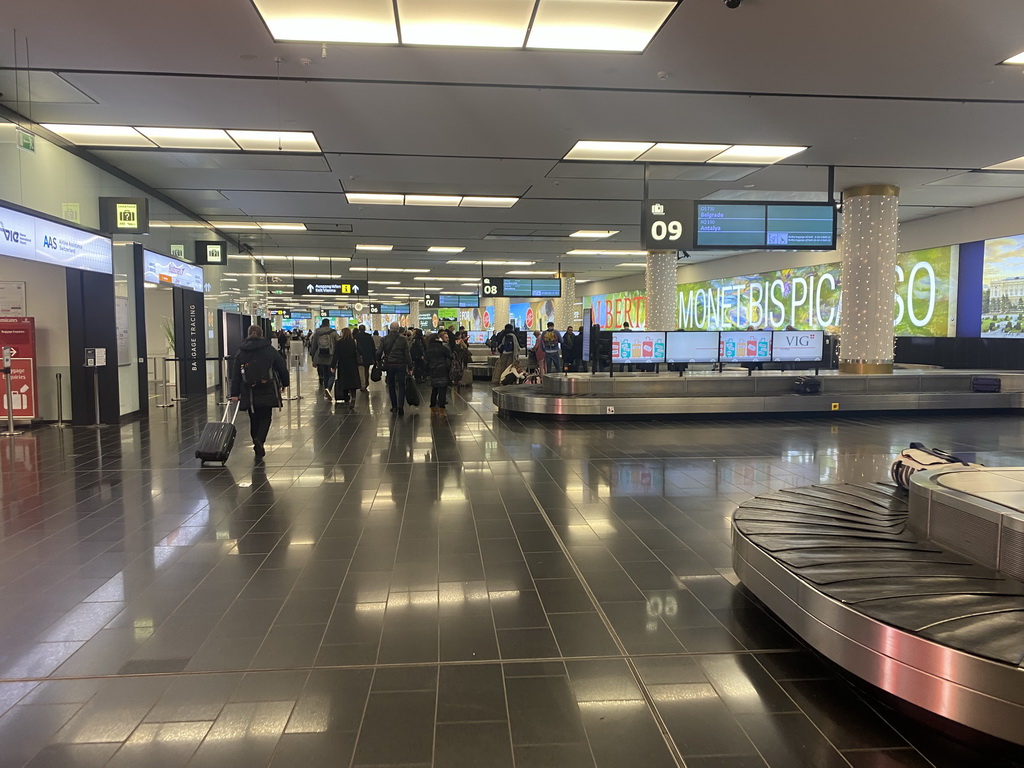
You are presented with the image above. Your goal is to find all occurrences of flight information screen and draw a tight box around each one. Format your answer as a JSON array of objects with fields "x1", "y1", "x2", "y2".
[{"x1": 693, "y1": 202, "x2": 835, "y2": 250}]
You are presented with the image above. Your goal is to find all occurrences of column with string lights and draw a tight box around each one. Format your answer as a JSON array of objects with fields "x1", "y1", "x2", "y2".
[
  {"x1": 408, "y1": 299, "x2": 420, "y2": 330},
  {"x1": 838, "y1": 185, "x2": 899, "y2": 373},
  {"x1": 645, "y1": 251, "x2": 679, "y2": 331},
  {"x1": 555, "y1": 273, "x2": 575, "y2": 330},
  {"x1": 492, "y1": 297, "x2": 510, "y2": 330}
]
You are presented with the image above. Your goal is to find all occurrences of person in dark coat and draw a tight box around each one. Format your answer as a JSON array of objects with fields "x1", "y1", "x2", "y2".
[
  {"x1": 330, "y1": 326, "x2": 361, "y2": 406},
  {"x1": 380, "y1": 322, "x2": 413, "y2": 414},
  {"x1": 354, "y1": 324, "x2": 376, "y2": 391},
  {"x1": 425, "y1": 330, "x2": 454, "y2": 414},
  {"x1": 230, "y1": 325, "x2": 290, "y2": 460},
  {"x1": 410, "y1": 328, "x2": 427, "y2": 383}
]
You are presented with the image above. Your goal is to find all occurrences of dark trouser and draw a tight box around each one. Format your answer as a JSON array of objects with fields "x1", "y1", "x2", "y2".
[
  {"x1": 316, "y1": 363, "x2": 332, "y2": 387},
  {"x1": 248, "y1": 406, "x2": 273, "y2": 447},
  {"x1": 430, "y1": 384, "x2": 448, "y2": 408},
  {"x1": 333, "y1": 379, "x2": 356, "y2": 402},
  {"x1": 385, "y1": 365, "x2": 407, "y2": 409},
  {"x1": 544, "y1": 351, "x2": 561, "y2": 373},
  {"x1": 360, "y1": 364, "x2": 372, "y2": 389}
]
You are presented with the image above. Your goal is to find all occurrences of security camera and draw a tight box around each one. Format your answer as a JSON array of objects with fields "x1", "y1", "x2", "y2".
[{"x1": 725, "y1": 0, "x2": 742, "y2": 7}]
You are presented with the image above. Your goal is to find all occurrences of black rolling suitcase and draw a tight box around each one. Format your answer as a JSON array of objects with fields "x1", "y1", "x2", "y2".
[{"x1": 196, "y1": 402, "x2": 238, "y2": 466}]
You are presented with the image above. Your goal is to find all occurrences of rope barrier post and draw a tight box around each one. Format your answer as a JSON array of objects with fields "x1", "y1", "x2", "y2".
[
  {"x1": 52, "y1": 372, "x2": 67, "y2": 428},
  {"x1": 156, "y1": 358, "x2": 175, "y2": 408},
  {"x1": 1, "y1": 347, "x2": 21, "y2": 437}
]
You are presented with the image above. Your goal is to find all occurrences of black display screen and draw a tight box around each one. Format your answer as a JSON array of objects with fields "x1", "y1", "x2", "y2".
[
  {"x1": 484, "y1": 277, "x2": 562, "y2": 298},
  {"x1": 693, "y1": 202, "x2": 835, "y2": 250},
  {"x1": 380, "y1": 304, "x2": 410, "y2": 314}
]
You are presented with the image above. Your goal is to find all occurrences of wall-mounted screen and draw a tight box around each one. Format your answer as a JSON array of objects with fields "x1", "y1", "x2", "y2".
[
  {"x1": 611, "y1": 331, "x2": 666, "y2": 364},
  {"x1": 143, "y1": 250, "x2": 204, "y2": 292},
  {"x1": 665, "y1": 331, "x2": 720, "y2": 363},
  {"x1": 771, "y1": 330, "x2": 823, "y2": 362},
  {"x1": 288, "y1": 310, "x2": 312, "y2": 319},
  {"x1": 379, "y1": 304, "x2": 410, "y2": 314},
  {"x1": 465, "y1": 331, "x2": 488, "y2": 344},
  {"x1": 326, "y1": 308, "x2": 353, "y2": 318},
  {"x1": 483, "y1": 277, "x2": 562, "y2": 298},
  {"x1": 693, "y1": 202, "x2": 836, "y2": 251},
  {"x1": 437, "y1": 294, "x2": 479, "y2": 308},
  {"x1": 719, "y1": 330, "x2": 771, "y2": 362}
]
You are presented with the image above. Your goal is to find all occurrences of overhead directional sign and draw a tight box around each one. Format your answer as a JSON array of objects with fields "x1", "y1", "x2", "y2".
[
  {"x1": 640, "y1": 199, "x2": 694, "y2": 251},
  {"x1": 293, "y1": 279, "x2": 367, "y2": 296},
  {"x1": 368, "y1": 304, "x2": 381, "y2": 314}
]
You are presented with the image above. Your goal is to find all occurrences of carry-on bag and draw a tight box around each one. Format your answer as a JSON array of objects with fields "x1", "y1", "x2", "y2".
[
  {"x1": 196, "y1": 401, "x2": 238, "y2": 466},
  {"x1": 793, "y1": 376, "x2": 821, "y2": 395},
  {"x1": 971, "y1": 376, "x2": 1001, "y2": 393},
  {"x1": 370, "y1": 364, "x2": 382, "y2": 383},
  {"x1": 890, "y1": 442, "x2": 973, "y2": 490},
  {"x1": 405, "y1": 375, "x2": 421, "y2": 406}
]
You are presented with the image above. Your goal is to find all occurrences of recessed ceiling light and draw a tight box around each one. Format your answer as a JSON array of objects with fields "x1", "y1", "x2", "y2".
[
  {"x1": 527, "y1": 0, "x2": 676, "y2": 53},
  {"x1": 570, "y1": 230, "x2": 619, "y2": 238},
  {"x1": 708, "y1": 145, "x2": 807, "y2": 164},
  {"x1": 227, "y1": 130, "x2": 321, "y2": 152},
  {"x1": 566, "y1": 249, "x2": 649, "y2": 256},
  {"x1": 251, "y1": 0, "x2": 398, "y2": 43},
  {"x1": 346, "y1": 193, "x2": 405, "y2": 205},
  {"x1": 983, "y1": 155, "x2": 1024, "y2": 171},
  {"x1": 356, "y1": 244, "x2": 394, "y2": 251},
  {"x1": 615, "y1": 262, "x2": 647, "y2": 267},
  {"x1": 257, "y1": 223, "x2": 307, "y2": 230},
  {"x1": 413, "y1": 276, "x2": 467, "y2": 281},
  {"x1": 637, "y1": 143, "x2": 731, "y2": 163},
  {"x1": 428, "y1": 246, "x2": 466, "y2": 253},
  {"x1": 41, "y1": 124, "x2": 154, "y2": 147},
  {"x1": 505, "y1": 270, "x2": 558, "y2": 275},
  {"x1": 136, "y1": 127, "x2": 238, "y2": 150},
  {"x1": 399, "y1": 0, "x2": 535, "y2": 48},
  {"x1": 406, "y1": 195, "x2": 462, "y2": 206},
  {"x1": 1001, "y1": 51, "x2": 1024, "y2": 65},
  {"x1": 564, "y1": 140, "x2": 653, "y2": 161},
  {"x1": 288, "y1": 256, "x2": 320, "y2": 261},
  {"x1": 460, "y1": 196, "x2": 519, "y2": 208}
]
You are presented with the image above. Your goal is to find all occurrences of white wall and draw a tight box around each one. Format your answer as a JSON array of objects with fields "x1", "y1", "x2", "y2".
[{"x1": 899, "y1": 196, "x2": 1024, "y2": 252}]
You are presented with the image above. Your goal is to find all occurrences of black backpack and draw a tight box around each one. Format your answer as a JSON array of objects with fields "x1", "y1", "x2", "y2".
[
  {"x1": 242, "y1": 352, "x2": 274, "y2": 388},
  {"x1": 500, "y1": 334, "x2": 515, "y2": 354}
]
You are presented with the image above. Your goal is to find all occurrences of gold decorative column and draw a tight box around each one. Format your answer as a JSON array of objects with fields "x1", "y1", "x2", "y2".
[
  {"x1": 839, "y1": 185, "x2": 899, "y2": 374},
  {"x1": 492, "y1": 297, "x2": 510, "y2": 329},
  {"x1": 646, "y1": 251, "x2": 678, "y2": 330}
]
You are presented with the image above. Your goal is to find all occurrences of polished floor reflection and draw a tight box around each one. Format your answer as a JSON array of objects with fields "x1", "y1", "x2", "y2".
[{"x1": 1, "y1": 373, "x2": 1022, "y2": 767}]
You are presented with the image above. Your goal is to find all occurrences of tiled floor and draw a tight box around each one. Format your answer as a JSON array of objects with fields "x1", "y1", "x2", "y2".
[{"x1": 1, "y1": 370, "x2": 1023, "y2": 767}]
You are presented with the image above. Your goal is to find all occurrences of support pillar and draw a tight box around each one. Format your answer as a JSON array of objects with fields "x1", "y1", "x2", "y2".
[
  {"x1": 492, "y1": 297, "x2": 511, "y2": 329},
  {"x1": 646, "y1": 251, "x2": 678, "y2": 331},
  {"x1": 838, "y1": 185, "x2": 899, "y2": 374},
  {"x1": 409, "y1": 300, "x2": 420, "y2": 329},
  {"x1": 555, "y1": 273, "x2": 575, "y2": 330}
]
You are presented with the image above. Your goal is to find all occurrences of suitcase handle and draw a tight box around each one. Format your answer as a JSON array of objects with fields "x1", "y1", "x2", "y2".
[{"x1": 222, "y1": 400, "x2": 239, "y2": 424}]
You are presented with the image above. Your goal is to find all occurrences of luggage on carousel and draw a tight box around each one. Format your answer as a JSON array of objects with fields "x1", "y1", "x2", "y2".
[
  {"x1": 196, "y1": 402, "x2": 238, "y2": 466},
  {"x1": 793, "y1": 376, "x2": 821, "y2": 395},
  {"x1": 890, "y1": 442, "x2": 972, "y2": 490},
  {"x1": 971, "y1": 376, "x2": 1001, "y2": 393}
]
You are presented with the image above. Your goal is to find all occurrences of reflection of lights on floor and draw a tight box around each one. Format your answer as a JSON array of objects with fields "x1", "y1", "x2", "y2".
[
  {"x1": 576, "y1": 698, "x2": 646, "y2": 709},
  {"x1": 649, "y1": 683, "x2": 720, "y2": 703},
  {"x1": 134, "y1": 618, "x2": 155, "y2": 641}
]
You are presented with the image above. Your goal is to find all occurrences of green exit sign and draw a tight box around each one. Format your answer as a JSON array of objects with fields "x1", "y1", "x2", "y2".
[{"x1": 17, "y1": 129, "x2": 35, "y2": 153}]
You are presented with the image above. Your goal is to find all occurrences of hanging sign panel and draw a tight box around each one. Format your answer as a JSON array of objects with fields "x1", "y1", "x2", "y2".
[{"x1": 0, "y1": 202, "x2": 112, "y2": 274}]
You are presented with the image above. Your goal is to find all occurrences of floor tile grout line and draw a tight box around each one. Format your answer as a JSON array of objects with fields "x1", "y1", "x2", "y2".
[{"x1": 503, "y1": 458, "x2": 690, "y2": 768}]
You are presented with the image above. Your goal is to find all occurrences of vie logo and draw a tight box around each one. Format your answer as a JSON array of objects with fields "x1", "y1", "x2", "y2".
[{"x1": 0, "y1": 221, "x2": 28, "y2": 243}]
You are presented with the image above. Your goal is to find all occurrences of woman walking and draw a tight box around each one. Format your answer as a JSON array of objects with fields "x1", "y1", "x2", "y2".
[
  {"x1": 425, "y1": 330, "x2": 454, "y2": 415},
  {"x1": 330, "y1": 326, "x2": 362, "y2": 407}
]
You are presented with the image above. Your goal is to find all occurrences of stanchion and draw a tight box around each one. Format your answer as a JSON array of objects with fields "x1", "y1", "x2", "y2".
[
  {"x1": 2, "y1": 347, "x2": 23, "y2": 437},
  {"x1": 52, "y1": 372, "x2": 67, "y2": 428},
  {"x1": 217, "y1": 357, "x2": 230, "y2": 405},
  {"x1": 286, "y1": 357, "x2": 303, "y2": 401},
  {"x1": 157, "y1": 358, "x2": 175, "y2": 408},
  {"x1": 92, "y1": 367, "x2": 102, "y2": 426},
  {"x1": 169, "y1": 358, "x2": 186, "y2": 401}
]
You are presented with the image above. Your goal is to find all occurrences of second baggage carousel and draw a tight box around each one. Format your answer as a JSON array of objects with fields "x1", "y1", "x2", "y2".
[{"x1": 491, "y1": 369, "x2": 1024, "y2": 418}]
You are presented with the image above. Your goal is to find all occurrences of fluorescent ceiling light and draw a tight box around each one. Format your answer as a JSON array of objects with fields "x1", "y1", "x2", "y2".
[
  {"x1": 708, "y1": 145, "x2": 807, "y2": 164},
  {"x1": 369, "y1": 280, "x2": 401, "y2": 285},
  {"x1": 637, "y1": 142, "x2": 731, "y2": 163},
  {"x1": 406, "y1": 195, "x2": 462, "y2": 206},
  {"x1": 251, "y1": 0, "x2": 398, "y2": 43},
  {"x1": 983, "y1": 155, "x2": 1024, "y2": 171},
  {"x1": 258, "y1": 223, "x2": 307, "y2": 231},
  {"x1": 447, "y1": 259, "x2": 536, "y2": 266},
  {"x1": 615, "y1": 262, "x2": 647, "y2": 267},
  {"x1": 41, "y1": 123, "x2": 154, "y2": 147},
  {"x1": 398, "y1": 0, "x2": 534, "y2": 48},
  {"x1": 564, "y1": 140, "x2": 653, "y2": 161},
  {"x1": 428, "y1": 246, "x2": 466, "y2": 253},
  {"x1": 356, "y1": 244, "x2": 393, "y2": 251},
  {"x1": 346, "y1": 193, "x2": 405, "y2": 205},
  {"x1": 413, "y1": 276, "x2": 467, "y2": 281},
  {"x1": 460, "y1": 196, "x2": 519, "y2": 207},
  {"x1": 288, "y1": 256, "x2": 320, "y2": 261},
  {"x1": 570, "y1": 230, "x2": 618, "y2": 238},
  {"x1": 506, "y1": 270, "x2": 558, "y2": 275},
  {"x1": 136, "y1": 127, "x2": 237, "y2": 150},
  {"x1": 566, "y1": 249, "x2": 648, "y2": 256},
  {"x1": 461, "y1": 282, "x2": 479, "y2": 286},
  {"x1": 209, "y1": 221, "x2": 261, "y2": 230},
  {"x1": 1001, "y1": 51, "x2": 1024, "y2": 65},
  {"x1": 527, "y1": 0, "x2": 675, "y2": 52},
  {"x1": 227, "y1": 130, "x2": 321, "y2": 152}
]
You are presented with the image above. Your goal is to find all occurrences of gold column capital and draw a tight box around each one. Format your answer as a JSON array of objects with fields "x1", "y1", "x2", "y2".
[{"x1": 843, "y1": 184, "x2": 899, "y2": 198}]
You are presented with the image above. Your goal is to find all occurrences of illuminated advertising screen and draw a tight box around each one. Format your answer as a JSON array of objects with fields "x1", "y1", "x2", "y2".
[
  {"x1": 583, "y1": 290, "x2": 646, "y2": 330},
  {"x1": 719, "y1": 331, "x2": 771, "y2": 362},
  {"x1": 143, "y1": 250, "x2": 204, "y2": 292},
  {"x1": 0, "y1": 202, "x2": 113, "y2": 275},
  {"x1": 770, "y1": 330, "x2": 823, "y2": 362},
  {"x1": 982, "y1": 236, "x2": 1024, "y2": 337},
  {"x1": 465, "y1": 331, "x2": 488, "y2": 344},
  {"x1": 611, "y1": 331, "x2": 666, "y2": 364},
  {"x1": 665, "y1": 331, "x2": 720, "y2": 363}
]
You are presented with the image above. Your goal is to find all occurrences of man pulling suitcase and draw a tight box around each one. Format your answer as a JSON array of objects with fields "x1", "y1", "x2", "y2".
[{"x1": 229, "y1": 325, "x2": 290, "y2": 461}]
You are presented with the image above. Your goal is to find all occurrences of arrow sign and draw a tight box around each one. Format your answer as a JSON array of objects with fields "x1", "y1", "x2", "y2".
[{"x1": 293, "y1": 279, "x2": 368, "y2": 296}]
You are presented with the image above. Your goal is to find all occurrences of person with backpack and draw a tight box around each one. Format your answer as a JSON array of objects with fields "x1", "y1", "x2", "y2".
[
  {"x1": 490, "y1": 324, "x2": 520, "y2": 384},
  {"x1": 310, "y1": 319, "x2": 339, "y2": 394},
  {"x1": 540, "y1": 322, "x2": 562, "y2": 373},
  {"x1": 379, "y1": 321, "x2": 413, "y2": 415},
  {"x1": 329, "y1": 326, "x2": 361, "y2": 407},
  {"x1": 562, "y1": 326, "x2": 578, "y2": 372},
  {"x1": 230, "y1": 325, "x2": 290, "y2": 460}
]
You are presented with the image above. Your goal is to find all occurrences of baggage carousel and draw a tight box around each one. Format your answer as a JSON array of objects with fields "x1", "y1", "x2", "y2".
[
  {"x1": 732, "y1": 469, "x2": 1024, "y2": 746},
  {"x1": 492, "y1": 369, "x2": 1024, "y2": 419}
]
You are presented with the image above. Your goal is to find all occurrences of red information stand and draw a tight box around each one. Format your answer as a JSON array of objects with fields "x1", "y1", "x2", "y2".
[{"x1": 0, "y1": 317, "x2": 39, "y2": 421}]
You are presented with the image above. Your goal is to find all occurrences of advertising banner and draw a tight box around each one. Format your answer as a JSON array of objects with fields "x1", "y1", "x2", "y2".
[
  {"x1": 720, "y1": 330, "x2": 771, "y2": 363},
  {"x1": 0, "y1": 316, "x2": 38, "y2": 419},
  {"x1": 143, "y1": 250, "x2": 204, "y2": 292},
  {"x1": 583, "y1": 290, "x2": 646, "y2": 330},
  {"x1": 509, "y1": 300, "x2": 556, "y2": 331},
  {"x1": 676, "y1": 246, "x2": 956, "y2": 336},
  {"x1": 982, "y1": 235, "x2": 1024, "y2": 337},
  {"x1": 0, "y1": 203, "x2": 112, "y2": 274},
  {"x1": 611, "y1": 331, "x2": 665, "y2": 364}
]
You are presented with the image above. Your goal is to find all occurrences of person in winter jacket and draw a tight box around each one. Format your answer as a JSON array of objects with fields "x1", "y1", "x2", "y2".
[
  {"x1": 410, "y1": 328, "x2": 427, "y2": 383},
  {"x1": 380, "y1": 322, "x2": 413, "y2": 414},
  {"x1": 230, "y1": 325, "x2": 290, "y2": 460},
  {"x1": 310, "y1": 319, "x2": 339, "y2": 392},
  {"x1": 330, "y1": 326, "x2": 362, "y2": 406},
  {"x1": 354, "y1": 325, "x2": 376, "y2": 391},
  {"x1": 425, "y1": 330, "x2": 454, "y2": 413}
]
